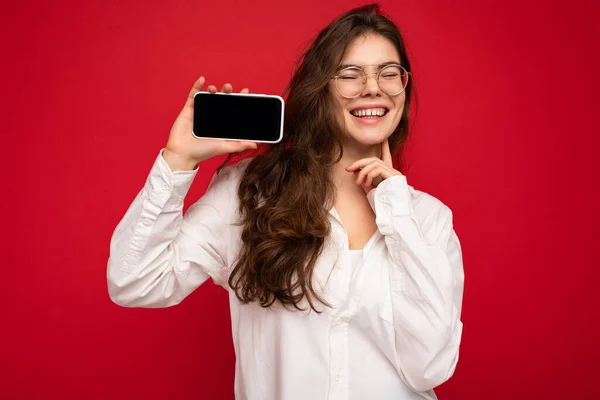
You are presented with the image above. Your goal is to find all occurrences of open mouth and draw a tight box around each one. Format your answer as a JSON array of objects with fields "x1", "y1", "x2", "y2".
[{"x1": 349, "y1": 107, "x2": 389, "y2": 119}]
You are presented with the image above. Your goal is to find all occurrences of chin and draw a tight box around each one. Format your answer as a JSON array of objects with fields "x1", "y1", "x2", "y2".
[
  {"x1": 347, "y1": 129, "x2": 391, "y2": 147},
  {"x1": 344, "y1": 114, "x2": 398, "y2": 146}
]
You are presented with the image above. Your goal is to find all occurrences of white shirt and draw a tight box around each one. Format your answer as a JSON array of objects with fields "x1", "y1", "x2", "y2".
[{"x1": 107, "y1": 149, "x2": 465, "y2": 400}]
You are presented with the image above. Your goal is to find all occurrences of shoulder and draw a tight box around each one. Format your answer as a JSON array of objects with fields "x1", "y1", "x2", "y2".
[
  {"x1": 378, "y1": 174, "x2": 452, "y2": 220},
  {"x1": 408, "y1": 184, "x2": 451, "y2": 217},
  {"x1": 190, "y1": 157, "x2": 253, "y2": 219},
  {"x1": 372, "y1": 174, "x2": 454, "y2": 240},
  {"x1": 207, "y1": 157, "x2": 253, "y2": 191}
]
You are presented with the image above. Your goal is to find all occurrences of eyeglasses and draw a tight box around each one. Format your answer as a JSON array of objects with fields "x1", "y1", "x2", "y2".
[{"x1": 332, "y1": 64, "x2": 410, "y2": 98}]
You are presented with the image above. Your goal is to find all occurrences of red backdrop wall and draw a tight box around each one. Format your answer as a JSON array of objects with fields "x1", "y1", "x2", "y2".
[{"x1": 4, "y1": 0, "x2": 599, "y2": 399}]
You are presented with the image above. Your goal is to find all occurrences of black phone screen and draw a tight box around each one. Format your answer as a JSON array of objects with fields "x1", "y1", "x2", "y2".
[{"x1": 193, "y1": 93, "x2": 284, "y2": 143}]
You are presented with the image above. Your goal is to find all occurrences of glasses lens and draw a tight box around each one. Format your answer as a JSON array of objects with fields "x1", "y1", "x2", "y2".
[
  {"x1": 335, "y1": 67, "x2": 365, "y2": 98},
  {"x1": 379, "y1": 65, "x2": 409, "y2": 96}
]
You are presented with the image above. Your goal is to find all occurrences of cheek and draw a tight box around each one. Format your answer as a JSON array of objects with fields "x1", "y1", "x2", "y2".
[
  {"x1": 330, "y1": 99, "x2": 350, "y2": 132},
  {"x1": 394, "y1": 94, "x2": 406, "y2": 111},
  {"x1": 329, "y1": 83, "x2": 347, "y2": 106},
  {"x1": 392, "y1": 96, "x2": 406, "y2": 120},
  {"x1": 328, "y1": 85, "x2": 350, "y2": 118}
]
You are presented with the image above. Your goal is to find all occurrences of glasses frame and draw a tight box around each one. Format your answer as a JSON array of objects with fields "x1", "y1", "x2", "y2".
[{"x1": 332, "y1": 63, "x2": 411, "y2": 99}]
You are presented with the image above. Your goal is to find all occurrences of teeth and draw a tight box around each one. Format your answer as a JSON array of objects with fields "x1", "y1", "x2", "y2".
[{"x1": 351, "y1": 108, "x2": 387, "y2": 117}]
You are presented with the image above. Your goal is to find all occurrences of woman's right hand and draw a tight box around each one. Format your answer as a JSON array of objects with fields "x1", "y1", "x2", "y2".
[{"x1": 163, "y1": 76, "x2": 258, "y2": 171}]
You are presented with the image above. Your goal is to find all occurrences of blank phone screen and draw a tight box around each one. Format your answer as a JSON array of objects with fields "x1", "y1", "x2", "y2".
[{"x1": 193, "y1": 93, "x2": 284, "y2": 142}]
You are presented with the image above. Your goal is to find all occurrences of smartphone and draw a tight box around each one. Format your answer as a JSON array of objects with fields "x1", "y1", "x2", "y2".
[{"x1": 192, "y1": 91, "x2": 284, "y2": 143}]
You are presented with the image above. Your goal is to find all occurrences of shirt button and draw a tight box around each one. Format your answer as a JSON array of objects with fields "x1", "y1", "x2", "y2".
[
  {"x1": 161, "y1": 183, "x2": 170, "y2": 191},
  {"x1": 142, "y1": 218, "x2": 152, "y2": 226},
  {"x1": 335, "y1": 375, "x2": 341, "y2": 382}
]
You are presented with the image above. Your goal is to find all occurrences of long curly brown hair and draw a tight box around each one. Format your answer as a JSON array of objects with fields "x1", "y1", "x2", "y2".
[{"x1": 224, "y1": 3, "x2": 415, "y2": 312}]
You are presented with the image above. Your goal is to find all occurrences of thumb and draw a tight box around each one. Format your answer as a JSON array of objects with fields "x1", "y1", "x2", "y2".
[
  {"x1": 184, "y1": 76, "x2": 206, "y2": 108},
  {"x1": 225, "y1": 140, "x2": 258, "y2": 153}
]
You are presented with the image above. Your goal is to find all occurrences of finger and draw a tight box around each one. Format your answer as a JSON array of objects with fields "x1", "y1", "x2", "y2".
[
  {"x1": 359, "y1": 176, "x2": 376, "y2": 193},
  {"x1": 207, "y1": 85, "x2": 218, "y2": 94},
  {"x1": 345, "y1": 157, "x2": 381, "y2": 172},
  {"x1": 234, "y1": 140, "x2": 258, "y2": 148},
  {"x1": 355, "y1": 162, "x2": 380, "y2": 185},
  {"x1": 363, "y1": 165, "x2": 383, "y2": 188},
  {"x1": 187, "y1": 76, "x2": 205, "y2": 99},
  {"x1": 222, "y1": 83, "x2": 233, "y2": 93},
  {"x1": 240, "y1": 88, "x2": 249, "y2": 94},
  {"x1": 381, "y1": 139, "x2": 393, "y2": 166},
  {"x1": 365, "y1": 166, "x2": 386, "y2": 188},
  {"x1": 360, "y1": 163, "x2": 397, "y2": 187}
]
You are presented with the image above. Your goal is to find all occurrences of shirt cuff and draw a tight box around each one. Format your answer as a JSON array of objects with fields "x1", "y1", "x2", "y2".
[
  {"x1": 367, "y1": 175, "x2": 413, "y2": 235},
  {"x1": 142, "y1": 148, "x2": 199, "y2": 213}
]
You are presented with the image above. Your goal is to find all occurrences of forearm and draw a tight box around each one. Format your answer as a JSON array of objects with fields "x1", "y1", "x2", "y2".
[
  {"x1": 368, "y1": 175, "x2": 465, "y2": 392},
  {"x1": 385, "y1": 218, "x2": 463, "y2": 391},
  {"x1": 107, "y1": 149, "x2": 219, "y2": 308}
]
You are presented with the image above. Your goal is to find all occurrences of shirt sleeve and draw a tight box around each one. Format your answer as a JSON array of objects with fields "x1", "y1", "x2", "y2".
[
  {"x1": 367, "y1": 174, "x2": 465, "y2": 393},
  {"x1": 106, "y1": 149, "x2": 238, "y2": 308}
]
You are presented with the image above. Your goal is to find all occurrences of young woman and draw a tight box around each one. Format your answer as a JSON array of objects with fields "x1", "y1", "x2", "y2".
[{"x1": 107, "y1": 4, "x2": 464, "y2": 400}]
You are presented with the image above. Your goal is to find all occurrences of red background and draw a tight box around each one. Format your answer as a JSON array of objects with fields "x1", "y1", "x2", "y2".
[{"x1": 4, "y1": 0, "x2": 599, "y2": 399}]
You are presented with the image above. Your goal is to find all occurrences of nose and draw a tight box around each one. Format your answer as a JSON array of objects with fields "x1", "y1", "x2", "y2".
[{"x1": 362, "y1": 72, "x2": 381, "y2": 96}]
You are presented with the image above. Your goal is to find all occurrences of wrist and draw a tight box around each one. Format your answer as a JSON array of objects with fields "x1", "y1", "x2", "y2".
[{"x1": 162, "y1": 148, "x2": 198, "y2": 171}]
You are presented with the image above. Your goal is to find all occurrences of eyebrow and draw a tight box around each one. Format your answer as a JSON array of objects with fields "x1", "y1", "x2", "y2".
[{"x1": 337, "y1": 61, "x2": 401, "y2": 70}]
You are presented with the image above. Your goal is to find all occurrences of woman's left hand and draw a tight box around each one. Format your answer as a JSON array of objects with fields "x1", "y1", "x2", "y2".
[{"x1": 345, "y1": 139, "x2": 403, "y2": 193}]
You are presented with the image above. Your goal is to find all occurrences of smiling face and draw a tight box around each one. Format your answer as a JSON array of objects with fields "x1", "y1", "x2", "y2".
[{"x1": 330, "y1": 33, "x2": 406, "y2": 149}]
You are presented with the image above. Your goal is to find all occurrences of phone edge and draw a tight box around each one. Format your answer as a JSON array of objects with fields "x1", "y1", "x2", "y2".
[{"x1": 192, "y1": 91, "x2": 285, "y2": 144}]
